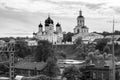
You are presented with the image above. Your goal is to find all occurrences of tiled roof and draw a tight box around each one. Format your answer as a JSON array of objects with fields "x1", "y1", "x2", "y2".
[{"x1": 15, "y1": 61, "x2": 47, "y2": 70}]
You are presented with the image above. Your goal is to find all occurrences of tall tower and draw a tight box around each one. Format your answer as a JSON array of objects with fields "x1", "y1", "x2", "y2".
[
  {"x1": 77, "y1": 10, "x2": 85, "y2": 26},
  {"x1": 38, "y1": 23, "x2": 43, "y2": 32},
  {"x1": 56, "y1": 22, "x2": 62, "y2": 33},
  {"x1": 74, "y1": 10, "x2": 88, "y2": 34}
]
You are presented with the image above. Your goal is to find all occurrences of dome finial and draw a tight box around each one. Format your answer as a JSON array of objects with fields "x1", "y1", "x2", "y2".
[
  {"x1": 48, "y1": 13, "x2": 50, "y2": 18},
  {"x1": 79, "y1": 10, "x2": 82, "y2": 16}
]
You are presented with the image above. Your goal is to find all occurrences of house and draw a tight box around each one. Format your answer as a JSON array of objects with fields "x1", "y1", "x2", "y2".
[
  {"x1": 80, "y1": 63, "x2": 120, "y2": 80},
  {"x1": 14, "y1": 61, "x2": 47, "y2": 77}
]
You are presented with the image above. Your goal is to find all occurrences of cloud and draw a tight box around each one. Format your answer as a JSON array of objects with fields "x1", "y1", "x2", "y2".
[
  {"x1": 84, "y1": 3, "x2": 105, "y2": 10},
  {"x1": 0, "y1": 0, "x2": 106, "y2": 18},
  {"x1": 111, "y1": 7, "x2": 120, "y2": 14}
]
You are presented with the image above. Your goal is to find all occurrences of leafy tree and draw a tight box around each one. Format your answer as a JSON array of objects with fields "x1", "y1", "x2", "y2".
[
  {"x1": 85, "y1": 50, "x2": 106, "y2": 67},
  {"x1": 58, "y1": 51, "x2": 66, "y2": 59},
  {"x1": 62, "y1": 66, "x2": 81, "y2": 80},
  {"x1": 43, "y1": 57, "x2": 60, "y2": 78},
  {"x1": 74, "y1": 37, "x2": 83, "y2": 46},
  {"x1": 15, "y1": 40, "x2": 31, "y2": 58},
  {"x1": 62, "y1": 32, "x2": 74, "y2": 42},
  {"x1": 35, "y1": 40, "x2": 54, "y2": 62},
  {"x1": 101, "y1": 31, "x2": 110, "y2": 37},
  {"x1": 74, "y1": 42, "x2": 96, "y2": 60},
  {"x1": 95, "y1": 38, "x2": 108, "y2": 52},
  {"x1": 103, "y1": 45, "x2": 111, "y2": 54}
]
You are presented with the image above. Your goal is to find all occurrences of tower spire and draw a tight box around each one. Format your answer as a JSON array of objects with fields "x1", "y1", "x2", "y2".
[{"x1": 79, "y1": 10, "x2": 82, "y2": 16}]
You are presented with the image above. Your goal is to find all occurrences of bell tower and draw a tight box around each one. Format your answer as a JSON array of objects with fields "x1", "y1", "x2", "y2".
[{"x1": 77, "y1": 10, "x2": 85, "y2": 26}]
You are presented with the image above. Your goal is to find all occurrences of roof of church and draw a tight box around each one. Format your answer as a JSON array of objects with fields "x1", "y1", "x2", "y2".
[
  {"x1": 45, "y1": 16, "x2": 54, "y2": 25},
  {"x1": 39, "y1": 23, "x2": 43, "y2": 27},
  {"x1": 81, "y1": 26, "x2": 88, "y2": 29},
  {"x1": 77, "y1": 15, "x2": 84, "y2": 18},
  {"x1": 56, "y1": 23, "x2": 61, "y2": 27}
]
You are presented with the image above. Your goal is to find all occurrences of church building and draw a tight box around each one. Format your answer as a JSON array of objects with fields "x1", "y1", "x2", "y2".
[
  {"x1": 72, "y1": 10, "x2": 89, "y2": 42},
  {"x1": 72, "y1": 10, "x2": 103, "y2": 43},
  {"x1": 33, "y1": 16, "x2": 63, "y2": 44},
  {"x1": 74, "y1": 10, "x2": 89, "y2": 34}
]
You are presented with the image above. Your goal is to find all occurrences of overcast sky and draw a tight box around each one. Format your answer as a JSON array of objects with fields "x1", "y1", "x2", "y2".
[{"x1": 0, "y1": 0, "x2": 120, "y2": 37}]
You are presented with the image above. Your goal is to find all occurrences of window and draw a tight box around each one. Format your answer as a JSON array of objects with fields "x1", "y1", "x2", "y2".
[{"x1": 77, "y1": 29, "x2": 79, "y2": 33}]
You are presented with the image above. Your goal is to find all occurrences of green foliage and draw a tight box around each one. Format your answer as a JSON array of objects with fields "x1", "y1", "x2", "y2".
[
  {"x1": 15, "y1": 40, "x2": 31, "y2": 58},
  {"x1": 95, "y1": 38, "x2": 108, "y2": 52},
  {"x1": 74, "y1": 43, "x2": 96, "y2": 60},
  {"x1": 62, "y1": 66, "x2": 81, "y2": 80},
  {"x1": 35, "y1": 40, "x2": 54, "y2": 62},
  {"x1": 103, "y1": 45, "x2": 111, "y2": 54},
  {"x1": 74, "y1": 37, "x2": 83, "y2": 46},
  {"x1": 85, "y1": 50, "x2": 106, "y2": 67},
  {"x1": 58, "y1": 51, "x2": 66, "y2": 59},
  {"x1": 62, "y1": 32, "x2": 74, "y2": 42},
  {"x1": 43, "y1": 58, "x2": 60, "y2": 78}
]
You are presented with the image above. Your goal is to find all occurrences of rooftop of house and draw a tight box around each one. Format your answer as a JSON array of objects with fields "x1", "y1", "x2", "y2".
[{"x1": 14, "y1": 61, "x2": 47, "y2": 70}]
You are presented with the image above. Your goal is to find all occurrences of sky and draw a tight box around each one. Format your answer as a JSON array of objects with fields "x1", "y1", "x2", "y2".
[{"x1": 1, "y1": 0, "x2": 120, "y2": 37}]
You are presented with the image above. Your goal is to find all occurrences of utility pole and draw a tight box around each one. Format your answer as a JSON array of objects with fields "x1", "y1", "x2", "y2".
[
  {"x1": 112, "y1": 18, "x2": 115, "y2": 80},
  {"x1": 107, "y1": 18, "x2": 118, "y2": 80}
]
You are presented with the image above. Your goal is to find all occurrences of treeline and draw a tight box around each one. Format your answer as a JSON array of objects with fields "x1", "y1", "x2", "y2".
[{"x1": 94, "y1": 30, "x2": 120, "y2": 37}]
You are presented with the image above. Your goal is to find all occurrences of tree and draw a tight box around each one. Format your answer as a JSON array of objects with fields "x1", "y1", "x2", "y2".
[
  {"x1": 74, "y1": 42, "x2": 96, "y2": 60},
  {"x1": 15, "y1": 40, "x2": 31, "y2": 58},
  {"x1": 85, "y1": 50, "x2": 106, "y2": 67},
  {"x1": 62, "y1": 32, "x2": 74, "y2": 42},
  {"x1": 95, "y1": 38, "x2": 108, "y2": 52},
  {"x1": 103, "y1": 45, "x2": 110, "y2": 54},
  {"x1": 58, "y1": 51, "x2": 66, "y2": 59},
  {"x1": 43, "y1": 57, "x2": 60, "y2": 78},
  {"x1": 101, "y1": 31, "x2": 110, "y2": 37},
  {"x1": 74, "y1": 37, "x2": 83, "y2": 46},
  {"x1": 62, "y1": 66, "x2": 81, "y2": 80},
  {"x1": 35, "y1": 40, "x2": 54, "y2": 62}
]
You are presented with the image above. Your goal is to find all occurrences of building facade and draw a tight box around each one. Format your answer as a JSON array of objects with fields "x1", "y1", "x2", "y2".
[{"x1": 33, "y1": 16, "x2": 63, "y2": 44}]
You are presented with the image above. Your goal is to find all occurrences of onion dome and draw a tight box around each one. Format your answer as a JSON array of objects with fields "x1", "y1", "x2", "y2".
[
  {"x1": 56, "y1": 23, "x2": 61, "y2": 27},
  {"x1": 39, "y1": 23, "x2": 43, "y2": 27},
  {"x1": 45, "y1": 16, "x2": 54, "y2": 26}
]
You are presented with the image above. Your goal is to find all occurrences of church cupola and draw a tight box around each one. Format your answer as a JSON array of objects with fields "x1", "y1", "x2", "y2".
[
  {"x1": 39, "y1": 23, "x2": 43, "y2": 27},
  {"x1": 56, "y1": 22, "x2": 62, "y2": 33},
  {"x1": 56, "y1": 22, "x2": 61, "y2": 27},
  {"x1": 38, "y1": 23, "x2": 43, "y2": 32},
  {"x1": 45, "y1": 16, "x2": 54, "y2": 26}
]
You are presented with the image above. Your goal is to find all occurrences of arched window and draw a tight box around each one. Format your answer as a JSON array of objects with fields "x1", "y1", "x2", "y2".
[{"x1": 77, "y1": 29, "x2": 79, "y2": 33}]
